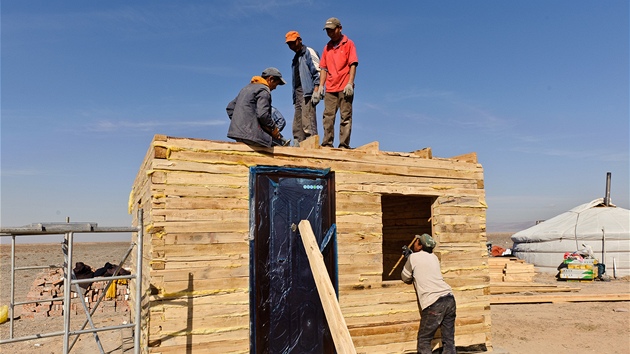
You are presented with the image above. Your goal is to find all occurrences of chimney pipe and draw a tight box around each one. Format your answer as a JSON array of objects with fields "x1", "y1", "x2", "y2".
[{"x1": 604, "y1": 172, "x2": 611, "y2": 206}]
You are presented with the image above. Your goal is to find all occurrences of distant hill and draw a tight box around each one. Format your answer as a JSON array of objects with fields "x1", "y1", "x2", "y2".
[{"x1": 486, "y1": 221, "x2": 537, "y2": 233}]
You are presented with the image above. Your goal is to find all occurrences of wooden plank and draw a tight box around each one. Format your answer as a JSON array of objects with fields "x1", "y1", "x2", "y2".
[
  {"x1": 411, "y1": 147, "x2": 432, "y2": 159},
  {"x1": 449, "y1": 152, "x2": 477, "y2": 163},
  {"x1": 157, "y1": 137, "x2": 481, "y2": 172},
  {"x1": 298, "y1": 220, "x2": 357, "y2": 354},
  {"x1": 491, "y1": 293, "x2": 630, "y2": 304},
  {"x1": 152, "y1": 158, "x2": 248, "y2": 175},
  {"x1": 162, "y1": 232, "x2": 248, "y2": 246},
  {"x1": 154, "y1": 208, "x2": 248, "y2": 222},
  {"x1": 146, "y1": 330, "x2": 249, "y2": 353},
  {"x1": 155, "y1": 220, "x2": 249, "y2": 233},
  {"x1": 489, "y1": 284, "x2": 579, "y2": 295},
  {"x1": 354, "y1": 141, "x2": 379, "y2": 152},
  {"x1": 158, "y1": 182, "x2": 247, "y2": 195},
  {"x1": 163, "y1": 196, "x2": 248, "y2": 210},
  {"x1": 299, "y1": 134, "x2": 321, "y2": 149},
  {"x1": 165, "y1": 146, "x2": 482, "y2": 180}
]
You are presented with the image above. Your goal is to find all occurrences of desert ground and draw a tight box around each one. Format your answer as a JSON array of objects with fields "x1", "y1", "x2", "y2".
[{"x1": 1, "y1": 235, "x2": 628, "y2": 354}]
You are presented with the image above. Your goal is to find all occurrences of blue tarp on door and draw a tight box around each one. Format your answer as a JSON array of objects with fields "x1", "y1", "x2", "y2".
[{"x1": 249, "y1": 166, "x2": 337, "y2": 354}]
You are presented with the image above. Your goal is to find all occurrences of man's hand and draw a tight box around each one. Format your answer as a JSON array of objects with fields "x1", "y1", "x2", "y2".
[
  {"x1": 343, "y1": 83, "x2": 354, "y2": 97},
  {"x1": 312, "y1": 86, "x2": 324, "y2": 106},
  {"x1": 270, "y1": 127, "x2": 291, "y2": 146},
  {"x1": 402, "y1": 245, "x2": 412, "y2": 259},
  {"x1": 271, "y1": 126, "x2": 281, "y2": 139}
]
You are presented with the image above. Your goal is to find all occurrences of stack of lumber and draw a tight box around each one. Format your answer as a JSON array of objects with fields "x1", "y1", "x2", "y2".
[
  {"x1": 488, "y1": 257, "x2": 580, "y2": 295},
  {"x1": 489, "y1": 257, "x2": 535, "y2": 282},
  {"x1": 487, "y1": 255, "x2": 630, "y2": 305}
]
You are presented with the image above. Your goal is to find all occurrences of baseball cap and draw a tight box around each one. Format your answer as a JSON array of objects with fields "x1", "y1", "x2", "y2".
[
  {"x1": 323, "y1": 17, "x2": 341, "y2": 30},
  {"x1": 415, "y1": 234, "x2": 436, "y2": 249},
  {"x1": 285, "y1": 31, "x2": 300, "y2": 43},
  {"x1": 261, "y1": 67, "x2": 286, "y2": 85}
]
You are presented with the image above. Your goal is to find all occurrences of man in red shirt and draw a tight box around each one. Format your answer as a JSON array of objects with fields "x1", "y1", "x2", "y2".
[{"x1": 318, "y1": 17, "x2": 358, "y2": 149}]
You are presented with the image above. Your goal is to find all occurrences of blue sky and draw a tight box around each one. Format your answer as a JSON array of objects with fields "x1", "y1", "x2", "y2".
[{"x1": 1, "y1": 1, "x2": 628, "y2": 242}]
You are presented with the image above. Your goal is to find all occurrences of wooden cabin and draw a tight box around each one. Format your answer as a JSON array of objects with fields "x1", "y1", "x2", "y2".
[{"x1": 128, "y1": 134, "x2": 491, "y2": 353}]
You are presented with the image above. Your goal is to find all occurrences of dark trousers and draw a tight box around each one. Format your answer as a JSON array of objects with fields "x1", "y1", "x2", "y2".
[{"x1": 417, "y1": 294, "x2": 456, "y2": 354}]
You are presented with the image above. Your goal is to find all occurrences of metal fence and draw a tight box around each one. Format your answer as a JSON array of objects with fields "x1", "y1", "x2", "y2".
[{"x1": 0, "y1": 210, "x2": 143, "y2": 354}]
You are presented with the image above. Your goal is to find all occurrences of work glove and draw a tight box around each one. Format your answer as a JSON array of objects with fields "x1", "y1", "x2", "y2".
[
  {"x1": 402, "y1": 245, "x2": 412, "y2": 259},
  {"x1": 343, "y1": 83, "x2": 354, "y2": 97},
  {"x1": 312, "y1": 86, "x2": 324, "y2": 106}
]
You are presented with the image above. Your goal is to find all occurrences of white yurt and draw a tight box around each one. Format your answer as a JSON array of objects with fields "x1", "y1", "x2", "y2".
[{"x1": 511, "y1": 198, "x2": 630, "y2": 277}]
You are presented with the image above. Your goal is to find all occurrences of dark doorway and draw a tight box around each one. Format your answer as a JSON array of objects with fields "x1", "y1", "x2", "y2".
[
  {"x1": 249, "y1": 167, "x2": 336, "y2": 354},
  {"x1": 381, "y1": 194, "x2": 436, "y2": 281}
]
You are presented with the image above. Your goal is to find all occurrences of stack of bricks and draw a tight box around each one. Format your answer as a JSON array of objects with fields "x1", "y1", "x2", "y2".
[{"x1": 21, "y1": 267, "x2": 130, "y2": 318}]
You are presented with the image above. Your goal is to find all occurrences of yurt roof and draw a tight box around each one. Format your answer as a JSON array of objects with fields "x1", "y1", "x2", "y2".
[{"x1": 511, "y1": 198, "x2": 630, "y2": 243}]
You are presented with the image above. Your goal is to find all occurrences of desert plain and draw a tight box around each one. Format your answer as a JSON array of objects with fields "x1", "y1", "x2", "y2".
[{"x1": 0, "y1": 234, "x2": 628, "y2": 354}]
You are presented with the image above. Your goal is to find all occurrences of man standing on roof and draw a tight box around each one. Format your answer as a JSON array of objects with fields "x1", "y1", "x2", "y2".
[
  {"x1": 226, "y1": 67, "x2": 290, "y2": 147},
  {"x1": 285, "y1": 30, "x2": 321, "y2": 146},
  {"x1": 318, "y1": 17, "x2": 358, "y2": 149},
  {"x1": 401, "y1": 234, "x2": 457, "y2": 354}
]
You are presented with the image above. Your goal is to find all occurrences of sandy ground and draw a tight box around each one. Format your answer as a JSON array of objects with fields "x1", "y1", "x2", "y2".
[
  {"x1": 486, "y1": 233, "x2": 630, "y2": 354},
  {"x1": 1, "y1": 236, "x2": 628, "y2": 354},
  {"x1": 0, "y1": 241, "x2": 134, "y2": 354}
]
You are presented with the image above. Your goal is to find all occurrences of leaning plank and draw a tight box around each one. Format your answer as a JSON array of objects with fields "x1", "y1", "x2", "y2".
[
  {"x1": 491, "y1": 293, "x2": 630, "y2": 304},
  {"x1": 298, "y1": 219, "x2": 357, "y2": 354}
]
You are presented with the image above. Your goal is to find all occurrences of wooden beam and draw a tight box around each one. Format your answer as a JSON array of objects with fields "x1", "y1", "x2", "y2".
[
  {"x1": 298, "y1": 220, "x2": 357, "y2": 354},
  {"x1": 449, "y1": 152, "x2": 477, "y2": 163},
  {"x1": 354, "y1": 141, "x2": 379, "y2": 152},
  {"x1": 491, "y1": 293, "x2": 630, "y2": 304},
  {"x1": 299, "y1": 134, "x2": 321, "y2": 149},
  {"x1": 411, "y1": 147, "x2": 432, "y2": 159}
]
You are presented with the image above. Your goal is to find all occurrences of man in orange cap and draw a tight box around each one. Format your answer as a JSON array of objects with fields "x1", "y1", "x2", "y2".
[
  {"x1": 318, "y1": 17, "x2": 358, "y2": 149},
  {"x1": 285, "y1": 30, "x2": 321, "y2": 146}
]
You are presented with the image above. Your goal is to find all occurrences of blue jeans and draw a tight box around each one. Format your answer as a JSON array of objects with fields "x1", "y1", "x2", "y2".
[{"x1": 417, "y1": 294, "x2": 456, "y2": 354}]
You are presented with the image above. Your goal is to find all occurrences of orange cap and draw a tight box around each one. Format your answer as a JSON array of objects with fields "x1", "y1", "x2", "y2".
[{"x1": 285, "y1": 31, "x2": 300, "y2": 43}]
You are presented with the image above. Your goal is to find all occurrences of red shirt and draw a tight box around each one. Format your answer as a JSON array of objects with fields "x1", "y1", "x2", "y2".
[{"x1": 320, "y1": 35, "x2": 358, "y2": 93}]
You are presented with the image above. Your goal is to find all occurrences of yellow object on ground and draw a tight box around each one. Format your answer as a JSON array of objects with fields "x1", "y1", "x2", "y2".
[
  {"x1": 0, "y1": 305, "x2": 8, "y2": 324},
  {"x1": 106, "y1": 282, "x2": 117, "y2": 299}
]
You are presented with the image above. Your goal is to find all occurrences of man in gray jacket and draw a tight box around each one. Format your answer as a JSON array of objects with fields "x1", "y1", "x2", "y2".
[
  {"x1": 226, "y1": 67, "x2": 289, "y2": 147},
  {"x1": 285, "y1": 31, "x2": 321, "y2": 145}
]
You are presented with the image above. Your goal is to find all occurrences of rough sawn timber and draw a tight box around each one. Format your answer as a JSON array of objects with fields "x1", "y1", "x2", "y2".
[{"x1": 128, "y1": 135, "x2": 490, "y2": 353}]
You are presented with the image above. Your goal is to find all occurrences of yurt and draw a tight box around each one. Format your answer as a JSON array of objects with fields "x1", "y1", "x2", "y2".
[{"x1": 511, "y1": 198, "x2": 630, "y2": 277}]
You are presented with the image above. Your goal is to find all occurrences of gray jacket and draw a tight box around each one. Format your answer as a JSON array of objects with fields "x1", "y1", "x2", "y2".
[{"x1": 226, "y1": 80, "x2": 276, "y2": 147}]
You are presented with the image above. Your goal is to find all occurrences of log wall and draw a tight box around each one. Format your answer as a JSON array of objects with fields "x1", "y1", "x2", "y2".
[{"x1": 129, "y1": 135, "x2": 491, "y2": 353}]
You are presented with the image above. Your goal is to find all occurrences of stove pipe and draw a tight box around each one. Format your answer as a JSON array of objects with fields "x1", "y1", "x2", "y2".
[{"x1": 604, "y1": 172, "x2": 612, "y2": 206}]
